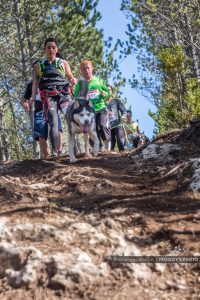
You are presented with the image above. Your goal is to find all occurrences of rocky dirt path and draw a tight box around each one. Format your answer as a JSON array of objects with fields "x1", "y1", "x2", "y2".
[{"x1": 0, "y1": 128, "x2": 200, "y2": 299}]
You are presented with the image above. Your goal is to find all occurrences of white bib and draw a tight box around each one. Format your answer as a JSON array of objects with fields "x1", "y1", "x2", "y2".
[{"x1": 87, "y1": 89, "x2": 100, "y2": 100}]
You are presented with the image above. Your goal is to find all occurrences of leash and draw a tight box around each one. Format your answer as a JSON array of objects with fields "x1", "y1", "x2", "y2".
[{"x1": 111, "y1": 122, "x2": 136, "y2": 145}]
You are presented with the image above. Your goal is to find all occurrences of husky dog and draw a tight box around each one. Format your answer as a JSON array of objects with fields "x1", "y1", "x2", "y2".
[{"x1": 66, "y1": 98, "x2": 99, "y2": 163}]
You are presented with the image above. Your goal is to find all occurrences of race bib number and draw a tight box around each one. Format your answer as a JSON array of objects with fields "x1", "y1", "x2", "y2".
[
  {"x1": 87, "y1": 89, "x2": 100, "y2": 100},
  {"x1": 108, "y1": 111, "x2": 116, "y2": 122}
]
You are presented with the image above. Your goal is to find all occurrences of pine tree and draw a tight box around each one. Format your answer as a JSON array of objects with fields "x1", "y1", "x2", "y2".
[{"x1": 121, "y1": 0, "x2": 200, "y2": 134}]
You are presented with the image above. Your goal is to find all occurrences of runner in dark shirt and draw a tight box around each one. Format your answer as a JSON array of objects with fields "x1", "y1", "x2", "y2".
[
  {"x1": 21, "y1": 80, "x2": 63, "y2": 158},
  {"x1": 106, "y1": 85, "x2": 127, "y2": 152}
]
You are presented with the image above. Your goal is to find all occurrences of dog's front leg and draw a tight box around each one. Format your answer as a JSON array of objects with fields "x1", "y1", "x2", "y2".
[
  {"x1": 90, "y1": 131, "x2": 99, "y2": 156},
  {"x1": 75, "y1": 134, "x2": 81, "y2": 155},
  {"x1": 83, "y1": 133, "x2": 90, "y2": 157},
  {"x1": 69, "y1": 133, "x2": 78, "y2": 163}
]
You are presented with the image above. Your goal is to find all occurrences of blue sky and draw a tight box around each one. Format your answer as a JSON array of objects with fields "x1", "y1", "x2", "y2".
[{"x1": 97, "y1": 0, "x2": 156, "y2": 138}]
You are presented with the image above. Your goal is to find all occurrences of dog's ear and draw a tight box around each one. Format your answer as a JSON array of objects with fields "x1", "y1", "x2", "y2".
[
  {"x1": 87, "y1": 100, "x2": 93, "y2": 108},
  {"x1": 73, "y1": 100, "x2": 80, "y2": 109}
]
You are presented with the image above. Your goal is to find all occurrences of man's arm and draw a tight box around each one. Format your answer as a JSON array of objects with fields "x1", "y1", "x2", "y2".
[
  {"x1": 63, "y1": 60, "x2": 77, "y2": 86},
  {"x1": 20, "y1": 82, "x2": 33, "y2": 112},
  {"x1": 101, "y1": 79, "x2": 110, "y2": 100},
  {"x1": 32, "y1": 63, "x2": 40, "y2": 102},
  {"x1": 118, "y1": 100, "x2": 127, "y2": 116},
  {"x1": 20, "y1": 98, "x2": 30, "y2": 112}
]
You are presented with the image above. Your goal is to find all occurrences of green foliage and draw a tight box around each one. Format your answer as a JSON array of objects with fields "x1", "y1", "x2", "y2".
[
  {"x1": 150, "y1": 77, "x2": 200, "y2": 135},
  {"x1": 121, "y1": 0, "x2": 200, "y2": 136},
  {"x1": 150, "y1": 46, "x2": 200, "y2": 134},
  {"x1": 186, "y1": 79, "x2": 200, "y2": 119},
  {"x1": 157, "y1": 46, "x2": 187, "y2": 75}
]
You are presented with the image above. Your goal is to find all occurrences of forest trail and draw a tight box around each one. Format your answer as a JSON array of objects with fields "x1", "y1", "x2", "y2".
[{"x1": 0, "y1": 125, "x2": 200, "y2": 299}]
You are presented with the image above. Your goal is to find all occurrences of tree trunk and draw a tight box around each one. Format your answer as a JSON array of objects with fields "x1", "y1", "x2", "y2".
[
  {"x1": 14, "y1": 0, "x2": 28, "y2": 83},
  {"x1": 0, "y1": 106, "x2": 4, "y2": 161},
  {"x1": 15, "y1": 0, "x2": 39, "y2": 158},
  {"x1": 184, "y1": 14, "x2": 200, "y2": 80}
]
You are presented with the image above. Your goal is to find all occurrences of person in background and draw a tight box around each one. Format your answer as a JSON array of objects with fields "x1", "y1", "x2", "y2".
[
  {"x1": 125, "y1": 110, "x2": 140, "y2": 134},
  {"x1": 106, "y1": 85, "x2": 127, "y2": 152},
  {"x1": 20, "y1": 60, "x2": 62, "y2": 158},
  {"x1": 32, "y1": 37, "x2": 77, "y2": 157},
  {"x1": 124, "y1": 110, "x2": 141, "y2": 149},
  {"x1": 73, "y1": 59, "x2": 111, "y2": 151}
]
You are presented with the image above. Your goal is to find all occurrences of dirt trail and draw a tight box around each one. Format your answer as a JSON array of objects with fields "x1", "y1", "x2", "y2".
[{"x1": 0, "y1": 127, "x2": 200, "y2": 299}]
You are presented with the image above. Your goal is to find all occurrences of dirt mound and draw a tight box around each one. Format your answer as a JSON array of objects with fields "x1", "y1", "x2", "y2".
[{"x1": 0, "y1": 126, "x2": 200, "y2": 299}]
